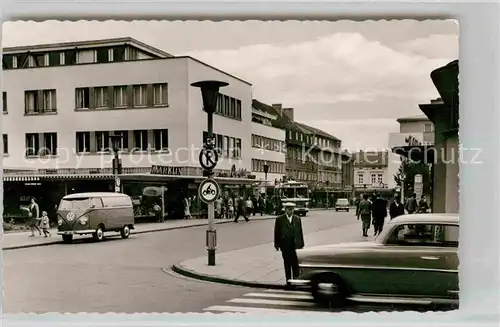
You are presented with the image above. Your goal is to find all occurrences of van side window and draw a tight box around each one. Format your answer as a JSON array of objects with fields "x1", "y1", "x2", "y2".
[
  {"x1": 91, "y1": 198, "x2": 103, "y2": 208},
  {"x1": 101, "y1": 196, "x2": 132, "y2": 207}
]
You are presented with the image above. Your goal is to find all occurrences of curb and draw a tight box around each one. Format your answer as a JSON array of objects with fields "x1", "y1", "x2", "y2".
[
  {"x1": 171, "y1": 263, "x2": 286, "y2": 290},
  {"x1": 1, "y1": 215, "x2": 278, "y2": 251}
]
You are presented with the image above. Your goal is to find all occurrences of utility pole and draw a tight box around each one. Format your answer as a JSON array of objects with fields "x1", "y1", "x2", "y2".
[{"x1": 191, "y1": 80, "x2": 228, "y2": 266}]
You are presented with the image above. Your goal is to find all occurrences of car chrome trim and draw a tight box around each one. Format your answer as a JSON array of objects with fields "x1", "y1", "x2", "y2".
[
  {"x1": 288, "y1": 279, "x2": 311, "y2": 286},
  {"x1": 347, "y1": 294, "x2": 458, "y2": 306},
  {"x1": 299, "y1": 263, "x2": 458, "y2": 273},
  {"x1": 57, "y1": 229, "x2": 95, "y2": 235}
]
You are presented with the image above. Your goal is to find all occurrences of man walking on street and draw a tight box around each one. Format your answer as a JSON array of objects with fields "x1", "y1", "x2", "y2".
[
  {"x1": 357, "y1": 194, "x2": 372, "y2": 237},
  {"x1": 405, "y1": 193, "x2": 418, "y2": 214},
  {"x1": 234, "y1": 196, "x2": 249, "y2": 222},
  {"x1": 389, "y1": 195, "x2": 405, "y2": 220},
  {"x1": 371, "y1": 192, "x2": 388, "y2": 236},
  {"x1": 274, "y1": 202, "x2": 305, "y2": 289}
]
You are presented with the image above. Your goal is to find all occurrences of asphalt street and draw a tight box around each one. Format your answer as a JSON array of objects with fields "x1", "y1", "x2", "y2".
[{"x1": 4, "y1": 210, "x2": 362, "y2": 314}]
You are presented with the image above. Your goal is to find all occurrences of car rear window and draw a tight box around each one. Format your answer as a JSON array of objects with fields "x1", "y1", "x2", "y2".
[
  {"x1": 59, "y1": 198, "x2": 90, "y2": 210},
  {"x1": 337, "y1": 199, "x2": 349, "y2": 204},
  {"x1": 386, "y1": 223, "x2": 459, "y2": 247}
]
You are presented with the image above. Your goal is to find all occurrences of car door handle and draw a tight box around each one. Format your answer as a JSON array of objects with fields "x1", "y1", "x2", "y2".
[{"x1": 420, "y1": 256, "x2": 440, "y2": 260}]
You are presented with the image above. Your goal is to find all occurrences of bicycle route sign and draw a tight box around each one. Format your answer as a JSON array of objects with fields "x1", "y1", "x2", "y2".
[
  {"x1": 199, "y1": 147, "x2": 219, "y2": 171},
  {"x1": 198, "y1": 178, "x2": 220, "y2": 204}
]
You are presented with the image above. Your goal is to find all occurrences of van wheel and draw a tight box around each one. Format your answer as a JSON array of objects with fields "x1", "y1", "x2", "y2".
[
  {"x1": 93, "y1": 226, "x2": 105, "y2": 242},
  {"x1": 120, "y1": 225, "x2": 130, "y2": 239},
  {"x1": 62, "y1": 235, "x2": 73, "y2": 243},
  {"x1": 311, "y1": 273, "x2": 349, "y2": 307}
]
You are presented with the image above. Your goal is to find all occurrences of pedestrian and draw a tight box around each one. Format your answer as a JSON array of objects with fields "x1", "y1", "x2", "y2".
[
  {"x1": 274, "y1": 202, "x2": 305, "y2": 290},
  {"x1": 418, "y1": 196, "x2": 429, "y2": 213},
  {"x1": 227, "y1": 197, "x2": 234, "y2": 220},
  {"x1": 28, "y1": 197, "x2": 42, "y2": 237},
  {"x1": 183, "y1": 196, "x2": 192, "y2": 219},
  {"x1": 40, "y1": 211, "x2": 51, "y2": 238},
  {"x1": 214, "y1": 198, "x2": 222, "y2": 218},
  {"x1": 246, "y1": 197, "x2": 253, "y2": 216},
  {"x1": 153, "y1": 201, "x2": 163, "y2": 223},
  {"x1": 371, "y1": 192, "x2": 388, "y2": 236},
  {"x1": 389, "y1": 195, "x2": 405, "y2": 220},
  {"x1": 234, "y1": 196, "x2": 249, "y2": 222},
  {"x1": 405, "y1": 193, "x2": 418, "y2": 214},
  {"x1": 258, "y1": 195, "x2": 265, "y2": 216},
  {"x1": 357, "y1": 194, "x2": 372, "y2": 237},
  {"x1": 355, "y1": 194, "x2": 362, "y2": 217}
]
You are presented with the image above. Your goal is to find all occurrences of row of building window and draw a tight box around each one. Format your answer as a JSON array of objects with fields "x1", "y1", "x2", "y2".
[
  {"x1": 314, "y1": 136, "x2": 341, "y2": 150},
  {"x1": 19, "y1": 83, "x2": 169, "y2": 115},
  {"x1": 215, "y1": 94, "x2": 242, "y2": 120},
  {"x1": 357, "y1": 173, "x2": 384, "y2": 185},
  {"x1": 287, "y1": 169, "x2": 316, "y2": 182},
  {"x1": 251, "y1": 159, "x2": 285, "y2": 174},
  {"x1": 287, "y1": 129, "x2": 312, "y2": 144},
  {"x1": 203, "y1": 131, "x2": 242, "y2": 159},
  {"x1": 318, "y1": 171, "x2": 342, "y2": 184},
  {"x1": 3, "y1": 46, "x2": 139, "y2": 69},
  {"x1": 19, "y1": 129, "x2": 169, "y2": 157},
  {"x1": 251, "y1": 134, "x2": 286, "y2": 153}
]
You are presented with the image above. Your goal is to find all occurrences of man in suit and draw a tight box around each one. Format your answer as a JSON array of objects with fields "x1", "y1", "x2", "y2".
[
  {"x1": 274, "y1": 202, "x2": 305, "y2": 289},
  {"x1": 371, "y1": 192, "x2": 388, "y2": 236}
]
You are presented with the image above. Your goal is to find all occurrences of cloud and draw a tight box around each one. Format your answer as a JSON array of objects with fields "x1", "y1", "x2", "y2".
[
  {"x1": 187, "y1": 32, "x2": 456, "y2": 108},
  {"x1": 395, "y1": 34, "x2": 459, "y2": 59}
]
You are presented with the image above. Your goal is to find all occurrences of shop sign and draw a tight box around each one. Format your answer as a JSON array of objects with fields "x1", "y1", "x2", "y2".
[{"x1": 150, "y1": 165, "x2": 183, "y2": 176}]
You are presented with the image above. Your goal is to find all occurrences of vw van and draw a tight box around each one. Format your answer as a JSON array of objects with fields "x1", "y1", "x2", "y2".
[{"x1": 57, "y1": 192, "x2": 135, "y2": 243}]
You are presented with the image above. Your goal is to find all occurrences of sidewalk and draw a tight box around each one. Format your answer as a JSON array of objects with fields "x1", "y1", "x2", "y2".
[
  {"x1": 172, "y1": 221, "x2": 368, "y2": 289},
  {"x1": 1, "y1": 214, "x2": 277, "y2": 250}
]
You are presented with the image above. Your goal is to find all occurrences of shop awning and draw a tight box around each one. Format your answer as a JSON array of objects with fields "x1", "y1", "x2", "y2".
[
  {"x1": 3, "y1": 175, "x2": 41, "y2": 182},
  {"x1": 392, "y1": 145, "x2": 436, "y2": 163},
  {"x1": 3, "y1": 174, "x2": 115, "y2": 182},
  {"x1": 118, "y1": 173, "x2": 257, "y2": 185}
]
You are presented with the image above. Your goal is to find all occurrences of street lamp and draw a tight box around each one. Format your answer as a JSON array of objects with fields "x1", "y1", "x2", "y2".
[
  {"x1": 191, "y1": 80, "x2": 228, "y2": 266},
  {"x1": 109, "y1": 133, "x2": 123, "y2": 193},
  {"x1": 325, "y1": 180, "x2": 330, "y2": 208}
]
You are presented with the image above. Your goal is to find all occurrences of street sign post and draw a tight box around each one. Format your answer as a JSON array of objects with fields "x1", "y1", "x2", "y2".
[
  {"x1": 414, "y1": 174, "x2": 423, "y2": 201},
  {"x1": 198, "y1": 179, "x2": 220, "y2": 204},
  {"x1": 191, "y1": 80, "x2": 229, "y2": 267},
  {"x1": 114, "y1": 176, "x2": 121, "y2": 193},
  {"x1": 199, "y1": 147, "x2": 219, "y2": 171}
]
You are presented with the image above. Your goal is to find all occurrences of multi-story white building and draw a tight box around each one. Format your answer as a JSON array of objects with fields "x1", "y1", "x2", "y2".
[
  {"x1": 353, "y1": 151, "x2": 391, "y2": 196},
  {"x1": 387, "y1": 115, "x2": 435, "y2": 189},
  {"x1": 250, "y1": 101, "x2": 286, "y2": 187},
  {"x1": 1, "y1": 37, "x2": 254, "y2": 217}
]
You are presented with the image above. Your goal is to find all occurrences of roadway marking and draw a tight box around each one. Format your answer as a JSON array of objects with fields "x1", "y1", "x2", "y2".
[
  {"x1": 227, "y1": 298, "x2": 316, "y2": 307},
  {"x1": 244, "y1": 292, "x2": 313, "y2": 300},
  {"x1": 203, "y1": 305, "x2": 332, "y2": 315},
  {"x1": 262, "y1": 289, "x2": 310, "y2": 296}
]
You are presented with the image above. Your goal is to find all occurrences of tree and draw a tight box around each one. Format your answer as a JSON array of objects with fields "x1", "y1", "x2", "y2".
[{"x1": 394, "y1": 157, "x2": 432, "y2": 198}]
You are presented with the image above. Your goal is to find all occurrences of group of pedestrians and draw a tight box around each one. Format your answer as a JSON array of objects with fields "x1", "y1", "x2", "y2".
[
  {"x1": 355, "y1": 192, "x2": 430, "y2": 237},
  {"x1": 26, "y1": 197, "x2": 51, "y2": 238},
  {"x1": 214, "y1": 194, "x2": 267, "y2": 223}
]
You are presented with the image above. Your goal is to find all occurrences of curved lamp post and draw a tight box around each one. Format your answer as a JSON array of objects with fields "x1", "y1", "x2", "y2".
[
  {"x1": 109, "y1": 133, "x2": 123, "y2": 193},
  {"x1": 190, "y1": 80, "x2": 229, "y2": 266}
]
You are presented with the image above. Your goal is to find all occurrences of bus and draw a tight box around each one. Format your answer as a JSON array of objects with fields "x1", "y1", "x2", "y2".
[{"x1": 273, "y1": 181, "x2": 310, "y2": 216}]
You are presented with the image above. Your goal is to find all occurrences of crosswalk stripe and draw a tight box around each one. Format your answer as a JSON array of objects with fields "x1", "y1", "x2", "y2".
[
  {"x1": 203, "y1": 305, "x2": 332, "y2": 315},
  {"x1": 227, "y1": 298, "x2": 316, "y2": 307},
  {"x1": 262, "y1": 289, "x2": 310, "y2": 296},
  {"x1": 244, "y1": 292, "x2": 313, "y2": 300}
]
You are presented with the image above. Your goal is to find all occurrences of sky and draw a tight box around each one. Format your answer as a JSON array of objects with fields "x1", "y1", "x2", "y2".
[{"x1": 2, "y1": 20, "x2": 458, "y2": 150}]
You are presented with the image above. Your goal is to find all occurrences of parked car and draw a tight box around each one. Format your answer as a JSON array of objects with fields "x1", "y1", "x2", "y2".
[
  {"x1": 57, "y1": 192, "x2": 135, "y2": 243},
  {"x1": 335, "y1": 198, "x2": 350, "y2": 212},
  {"x1": 290, "y1": 214, "x2": 459, "y2": 307}
]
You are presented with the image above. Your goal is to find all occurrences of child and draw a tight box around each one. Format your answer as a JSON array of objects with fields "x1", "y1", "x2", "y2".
[{"x1": 40, "y1": 211, "x2": 51, "y2": 238}]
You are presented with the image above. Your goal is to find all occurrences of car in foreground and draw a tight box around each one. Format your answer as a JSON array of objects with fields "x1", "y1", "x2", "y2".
[
  {"x1": 335, "y1": 198, "x2": 350, "y2": 212},
  {"x1": 289, "y1": 214, "x2": 459, "y2": 307}
]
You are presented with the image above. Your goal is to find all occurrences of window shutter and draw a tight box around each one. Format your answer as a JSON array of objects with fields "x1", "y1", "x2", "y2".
[
  {"x1": 2, "y1": 92, "x2": 7, "y2": 112},
  {"x1": 127, "y1": 85, "x2": 134, "y2": 108},
  {"x1": 146, "y1": 84, "x2": 154, "y2": 107},
  {"x1": 89, "y1": 88, "x2": 95, "y2": 109},
  {"x1": 37, "y1": 90, "x2": 44, "y2": 112},
  {"x1": 108, "y1": 86, "x2": 114, "y2": 108}
]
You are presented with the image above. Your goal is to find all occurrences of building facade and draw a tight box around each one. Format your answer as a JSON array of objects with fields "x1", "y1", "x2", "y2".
[
  {"x1": 250, "y1": 101, "x2": 286, "y2": 187},
  {"x1": 387, "y1": 115, "x2": 435, "y2": 189},
  {"x1": 353, "y1": 151, "x2": 392, "y2": 196},
  {"x1": 2, "y1": 37, "x2": 255, "y2": 218}
]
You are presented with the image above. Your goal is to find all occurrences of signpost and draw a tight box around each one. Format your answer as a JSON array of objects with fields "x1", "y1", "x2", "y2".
[
  {"x1": 114, "y1": 176, "x2": 121, "y2": 193},
  {"x1": 414, "y1": 174, "x2": 423, "y2": 202},
  {"x1": 191, "y1": 80, "x2": 229, "y2": 266}
]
